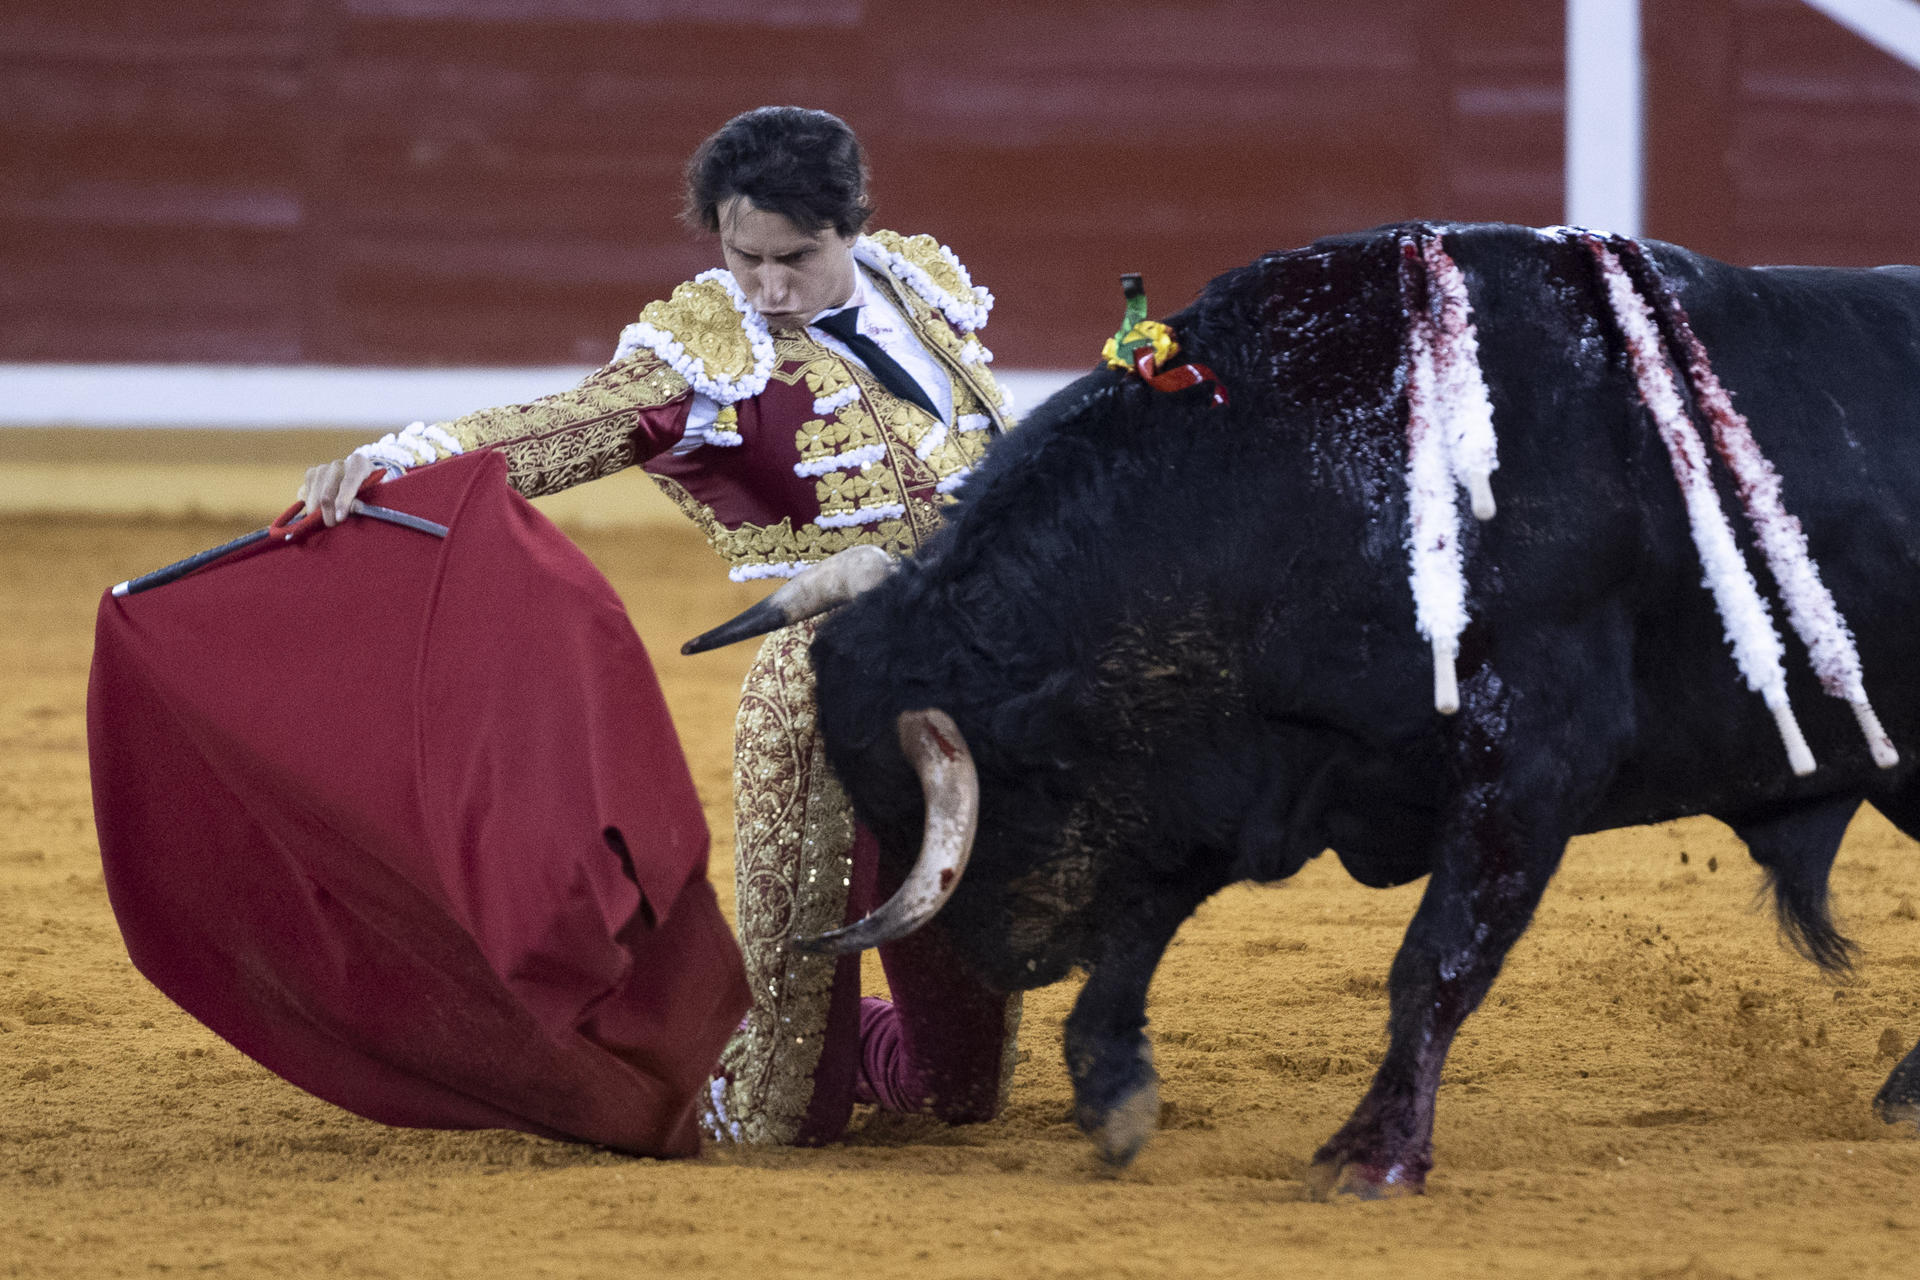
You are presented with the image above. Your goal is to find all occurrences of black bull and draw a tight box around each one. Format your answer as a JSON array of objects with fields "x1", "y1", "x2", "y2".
[{"x1": 701, "y1": 222, "x2": 1920, "y2": 1195}]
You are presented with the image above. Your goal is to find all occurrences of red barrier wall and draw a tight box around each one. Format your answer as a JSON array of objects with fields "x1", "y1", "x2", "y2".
[{"x1": 3, "y1": 1, "x2": 1916, "y2": 368}]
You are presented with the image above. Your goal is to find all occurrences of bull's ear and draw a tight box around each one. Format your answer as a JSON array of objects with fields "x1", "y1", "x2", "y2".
[{"x1": 988, "y1": 670, "x2": 1078, "y2": 754}]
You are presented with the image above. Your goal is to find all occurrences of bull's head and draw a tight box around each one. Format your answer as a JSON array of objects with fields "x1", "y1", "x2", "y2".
[
  {"x1": 792, "y1": 706, "x2": 978, "y2": 953},
  {"x1": 683, "y1": 546, "x2": 983, "y2": 954}
]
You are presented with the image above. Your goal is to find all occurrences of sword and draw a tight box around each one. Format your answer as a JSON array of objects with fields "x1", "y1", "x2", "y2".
[{"x1": 111, "y1": 499, "x2": 449, "y2": 598}]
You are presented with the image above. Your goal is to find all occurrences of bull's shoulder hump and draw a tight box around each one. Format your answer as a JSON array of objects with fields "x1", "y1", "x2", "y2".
[
  {"x1": 1868, "y1": 263, "x2": 1920, "y2": 291},
  {"x1": 1744, "y1": 260, "x2": 1920, "y2": 309}
]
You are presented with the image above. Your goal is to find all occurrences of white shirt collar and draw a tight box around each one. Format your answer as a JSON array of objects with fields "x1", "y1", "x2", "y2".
[
  {"x1": 809, "y1": 270, "x2": 870, "y2": 329},
  {"x1": 806, "y1": 267, "x2": 954, "y2": 424}
]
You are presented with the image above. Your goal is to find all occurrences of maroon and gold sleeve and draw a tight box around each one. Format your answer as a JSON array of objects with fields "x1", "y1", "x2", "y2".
[{"x1": 429, "y1": 350, "x2": 697, "y2": 500}]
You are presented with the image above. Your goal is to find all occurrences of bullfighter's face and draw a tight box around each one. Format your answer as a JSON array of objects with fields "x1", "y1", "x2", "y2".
[{"x1": 717, "y1": 197, "x2": 859, "y2": 331}]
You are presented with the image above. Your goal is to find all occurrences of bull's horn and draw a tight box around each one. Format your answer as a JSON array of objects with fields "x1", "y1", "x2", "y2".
[
  {"x1": 681, "y1": 545, "x2": 894, "y2": 654},
  {"x1": 791, "y1": 708, "x2": 979, "y2": 955}
]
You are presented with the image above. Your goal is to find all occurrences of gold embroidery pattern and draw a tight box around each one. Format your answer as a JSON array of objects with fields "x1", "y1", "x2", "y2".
[
  {"x1": 865, "y1": 233, "x2": 1011, "y2": 424},
  {"x1": 790, "y1": 350, "x2": 909, "y2": 527},
  {"x1": 866, "y1": 230, "x2": 975, "y2": 317},
  {"x1": 973, "y1": 360, "x2": 1011, "y2": 420},
  {"x1": 778, "y1": 331, "x2": 946, "y2": 545},
  {"x1": 771, "y1": 331, "x2": 945, "y2": 552},
  {"x1": 636, "y1": 277, "x2": 760, "y2": 385},
  {"x1": 794, "y1": 412, "x2": 861, "y2": 467},
  {"x1": 866, "y1": 391, "x2": 954, "y2": 550},
  {"x1": 441, "y1": 353, "x2": 689, "y2": 500},
  {"x1": 835, "y1": 323, "x2": 946, "y2": 466},
  {"x1": 646, "y1": 241, "x2": 1010, "y2": 575},
  {"x1": 811, "y1": 401, "x2": 907, "y2": 523},
  {"x1": 645, "y1": 475, "x2": 922, "y2": 572},
  {"x1": 801, "y1": 354, "x2": 856, "y2": 402},
  {"x1": 922, "y1": 381, "x2": 993, "y2": 506},
  {"x1": 709, "y1": 621, "x2": 855, "y2": 1145}
]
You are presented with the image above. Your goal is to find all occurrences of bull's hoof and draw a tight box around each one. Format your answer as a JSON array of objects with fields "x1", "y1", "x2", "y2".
[
  {"x1": 1304, "y1": 1156, "x2": 1427, "y2": 1201},
  {"x1": 1071, "y1": 1040, "x2": 1160, "y2": 1169},
  {"x1": 1879, "y1": 1100, "x2": 1920, "y2": 1131},
  {"x1": 1080, "y1": 1072, "x2": 1161, "y2": 1169},
  {"x1": 1875, "y1": 1044, "x2": 1920, "y2": 1132}
]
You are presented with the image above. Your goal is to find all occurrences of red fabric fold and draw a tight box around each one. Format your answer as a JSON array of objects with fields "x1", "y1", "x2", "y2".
[{"x1": 88, "y1": 450, "x2": 749, "y2": 1155}]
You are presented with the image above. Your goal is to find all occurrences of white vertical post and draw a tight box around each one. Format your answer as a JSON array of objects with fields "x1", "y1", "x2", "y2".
[
  {"x1": 1800, "y1": 0, "x2": 1920, "y2": 72},
  {"x1": 1565, "y1": 0, "x2": 1644, "y2": 236}
]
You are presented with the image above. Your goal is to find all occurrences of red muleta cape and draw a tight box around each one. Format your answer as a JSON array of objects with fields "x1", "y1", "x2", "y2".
[{"x1": 87, "y1": 450, "x2": 749, "y2": 1155}]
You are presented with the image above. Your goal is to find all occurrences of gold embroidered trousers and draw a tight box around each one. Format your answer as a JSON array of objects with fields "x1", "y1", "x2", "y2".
[{"x1": 708, "y1": 620, "x2": 1020, "y2": 1145}]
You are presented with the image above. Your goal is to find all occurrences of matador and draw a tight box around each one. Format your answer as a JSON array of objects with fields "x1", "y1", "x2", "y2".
[{"x1": 303, "y1": 106, "x2": 1022, "y2": 1146}]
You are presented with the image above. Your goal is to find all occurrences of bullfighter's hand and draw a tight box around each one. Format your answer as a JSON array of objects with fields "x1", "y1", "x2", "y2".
[{"x1": 297, "y1": 453, "x2": 379, "y2": 527}]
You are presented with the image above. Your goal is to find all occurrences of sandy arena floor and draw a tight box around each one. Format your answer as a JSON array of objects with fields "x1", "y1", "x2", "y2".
[{"x1": 4, "y1": 508, "x2": 1919, "y2": 1278}]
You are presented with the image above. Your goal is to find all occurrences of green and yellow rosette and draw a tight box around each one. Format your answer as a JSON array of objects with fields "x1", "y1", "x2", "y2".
[{"x1": 1099, "y1": 274, "x2": 1228, "y2": 405}]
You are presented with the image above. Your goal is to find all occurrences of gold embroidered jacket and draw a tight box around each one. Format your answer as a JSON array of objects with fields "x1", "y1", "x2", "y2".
[{"x1": 419, "y1": 231, "x2": 1011, "y2": 581}]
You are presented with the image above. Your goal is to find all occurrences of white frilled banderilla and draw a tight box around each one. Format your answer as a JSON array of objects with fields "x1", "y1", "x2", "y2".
[
  {"x1": 1398, "y1": 230, "x2": 1499, "y2": 716},
  {"x1": 1404, "y1": 223, "x2": 1895, "y2": 774}
]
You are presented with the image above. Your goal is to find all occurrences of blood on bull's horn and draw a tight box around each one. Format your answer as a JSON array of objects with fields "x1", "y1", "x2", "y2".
[
  {"x1": 791, "y1": 708, "x2": 979, "y2": 954},
  {"x1": 681, "y1": 544, "x2": 895, "y2": 654}
]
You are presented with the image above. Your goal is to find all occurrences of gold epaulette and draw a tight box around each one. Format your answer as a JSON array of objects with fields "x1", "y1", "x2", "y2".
[
  {"x1": 856, "y1": 232, "x2": 994, "y2": 334},
  {"x1": 622, "y1": 272, "x2": 777, "y2": 405}
]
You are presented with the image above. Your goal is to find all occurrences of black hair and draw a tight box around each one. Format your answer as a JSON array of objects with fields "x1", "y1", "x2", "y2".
[{"x1": 683, "y1": 106, "x2": 872, "y2": 238}]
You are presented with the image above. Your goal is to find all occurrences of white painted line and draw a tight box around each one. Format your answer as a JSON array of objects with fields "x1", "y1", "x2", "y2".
[{"x1": 0, "y1": 365, "x2": 1087, "y2": 429}]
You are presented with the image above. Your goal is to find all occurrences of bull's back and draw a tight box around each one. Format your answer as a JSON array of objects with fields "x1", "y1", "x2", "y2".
[
  {"x1": 1584, "y1": 246, "x2": 1920, "y2": 822},
  {"x1": 1671, "y1": 250, "x2": 1920, "y2": 522}
]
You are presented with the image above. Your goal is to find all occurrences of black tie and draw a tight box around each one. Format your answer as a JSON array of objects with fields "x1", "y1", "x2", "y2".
[{"x1": 812, "y1": 307, "x2": 942, "y2": 421}]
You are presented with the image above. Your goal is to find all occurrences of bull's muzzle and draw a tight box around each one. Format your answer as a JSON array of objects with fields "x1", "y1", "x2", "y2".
[
  {"x1": 791, "y1": 708, "x2": 979, "y2": 954},
  {"x1": 681, "y1": 544, "x2": 894, "y2": 654}
]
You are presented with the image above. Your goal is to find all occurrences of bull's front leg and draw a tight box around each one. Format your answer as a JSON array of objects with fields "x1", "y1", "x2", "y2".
[
  {"x1": 1310, "y1": 663, "x2": 1617, "y2": 1198},
  {"x1": 1064, "y1": 877, "x2": 1218, "y2": 1167}
]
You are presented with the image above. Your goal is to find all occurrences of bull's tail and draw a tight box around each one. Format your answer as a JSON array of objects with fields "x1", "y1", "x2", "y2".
[
  {"x1": 1762, "y1": 861, "x2": 1858, "y2": 973},
  {"x1": 1732, "y1": 798, "x2": 1859, "y2": 973}
]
